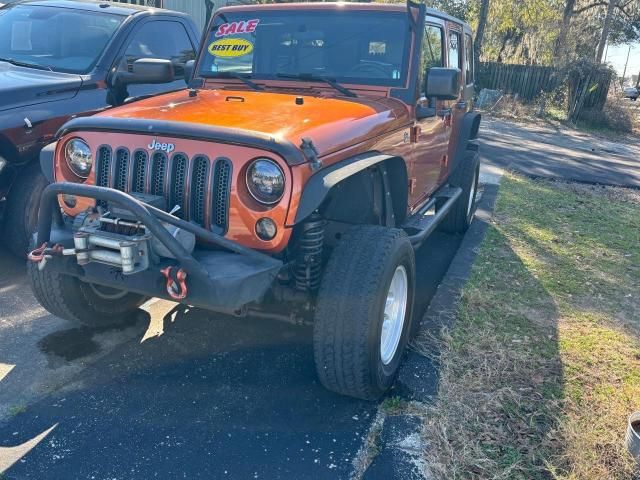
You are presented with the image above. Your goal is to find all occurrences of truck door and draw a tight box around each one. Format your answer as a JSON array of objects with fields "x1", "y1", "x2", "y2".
[
  {"x1": 111, "y1": 19, "x2": 197, "y2": 103},
  {"x1": 410, "y1": 22, "x2": 450, "y2": 208}
]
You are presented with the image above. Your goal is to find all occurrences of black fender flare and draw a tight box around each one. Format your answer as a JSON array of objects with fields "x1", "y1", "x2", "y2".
[
  {"x1": 293, "y1": 152, "x2": 408, "y2": 225},
  {"x1": 451, "y1": 112, "x2": 481, "y2": 173},
  {"x1": 39, "y1": 142, "x2": 57, "y2": 183}
]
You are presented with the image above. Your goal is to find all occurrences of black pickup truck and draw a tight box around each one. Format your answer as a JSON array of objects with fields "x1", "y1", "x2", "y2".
[{"x1": 0, "y1": 0, "x2": 200, "y2": 256}]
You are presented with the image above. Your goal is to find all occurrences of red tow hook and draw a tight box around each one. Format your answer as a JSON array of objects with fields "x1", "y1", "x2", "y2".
[
  {"x1": 28, "y1": 243, "x2": 49, "y2": 263},
  {"x1": 160, "y1": 267, "x2": 188, "y2": 301},
  {"x1": 28, "y1": 243, "x2": 64, "y2": 266}
]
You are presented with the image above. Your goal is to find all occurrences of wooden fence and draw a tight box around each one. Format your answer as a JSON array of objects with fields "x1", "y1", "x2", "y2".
[
  {"x1": 476, "y1": 62, "x2": 561, "y2": 101},
  {"x1": 476, "y1": 61, "x2": 612, "y2": 110}
]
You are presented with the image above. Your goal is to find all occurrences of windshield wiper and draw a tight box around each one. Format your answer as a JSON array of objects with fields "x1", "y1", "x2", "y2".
[
  {"x1": 203, "y1": 71, "x2": 264, "y2": 91},
  {"x1": 276, "y1": 73, "x2": 357, "y2": 98},
  {"x1": 0, "y1": 57, "x2": 52, "y2": 71}
]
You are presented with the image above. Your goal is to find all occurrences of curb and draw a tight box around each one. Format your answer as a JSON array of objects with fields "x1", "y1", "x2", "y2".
[{"x1": 361, "y1": 181, "x2": 501, "y2": 479}]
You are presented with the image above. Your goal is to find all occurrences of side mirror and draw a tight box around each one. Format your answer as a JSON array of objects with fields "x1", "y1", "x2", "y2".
[
  {"x1": 184, "y1": 59, "x2": 195, "y2": 86},
  {"x1": 116, "y1": 58, "x2": 175, "y2": 86},
  {"x1": 425, "y1": 67, "x2": 460, "y2": 100}
]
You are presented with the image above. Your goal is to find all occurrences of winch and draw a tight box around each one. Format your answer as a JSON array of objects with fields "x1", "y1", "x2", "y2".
[{"x1": 66, "y1": 193, "x2": 195, "y2": 275}]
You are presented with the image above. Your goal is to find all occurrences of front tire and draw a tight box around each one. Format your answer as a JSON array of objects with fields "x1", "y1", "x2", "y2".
[
  {"x1": 3, "y1": 164, "x2": 48, "y2": 258},
  {"x1": 313, "y1": 225, "x2": 415, "y2": 400},
  {"x1": 28, "y1": 260, "x2": 147, "y2": 327}
]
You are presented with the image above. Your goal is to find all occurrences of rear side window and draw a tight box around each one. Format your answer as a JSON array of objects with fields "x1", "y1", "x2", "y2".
[
  {"x1": 464, "y1": 32, "x2": 474, "y2": 84},
  {"x1": 448, "y1": 30, "x2": 461, "y2": 70}
]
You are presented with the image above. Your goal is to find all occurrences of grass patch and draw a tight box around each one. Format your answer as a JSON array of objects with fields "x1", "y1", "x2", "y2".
[
  {"x1": 8, "y1": 404, "x2": 27, "y2": 417},
  {"x1": 381, "y1": 396, "x2": 406, "y2": 414},
  {"x1": 421, "y1": 173, "x2": 640, "y2": 479}
]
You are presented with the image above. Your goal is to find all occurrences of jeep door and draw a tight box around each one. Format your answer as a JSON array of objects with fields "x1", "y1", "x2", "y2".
[
  {"x1": 440, "y1": 22, "x2": 474, "y2": 181},
  {"x1": 410, "y1": 20, "x2": 450, "y2": 207}
]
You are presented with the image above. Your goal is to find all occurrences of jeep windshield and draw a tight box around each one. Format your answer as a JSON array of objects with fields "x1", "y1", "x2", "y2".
[
  {"x1": 198, "y1": 10, "x2": 411, "y2": 88},
  {"x1": 0, "y1": 4, "x2": 123, "y2": 74}
]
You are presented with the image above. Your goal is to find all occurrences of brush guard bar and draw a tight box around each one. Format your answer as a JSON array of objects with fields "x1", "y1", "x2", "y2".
[{"x1": 35, "y1": 183, "x2": 283, "y2": 312}]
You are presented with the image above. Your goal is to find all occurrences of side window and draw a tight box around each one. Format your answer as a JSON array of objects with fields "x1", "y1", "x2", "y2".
[
  {"x1": 448, "y1": 30, "x2": 461, "y2": 70},
  {"x1": 420, "y1": 25, "x2": 444, "y2": 93},
  {"x1": 464, "y1": 33, "x2": 474, "y2": 85},
  {"x1": 121, "y1": 20, "x2": 195, "y2": 79}
]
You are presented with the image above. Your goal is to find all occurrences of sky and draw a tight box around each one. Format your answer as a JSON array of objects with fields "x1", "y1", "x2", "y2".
[{"x1": 606, "y1": 43, "x2": 640, "y2": 82}]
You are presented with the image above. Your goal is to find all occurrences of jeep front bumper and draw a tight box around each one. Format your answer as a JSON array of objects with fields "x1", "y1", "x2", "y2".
[{"x1": 32, "y1": 183, "x2": 283, "y2": 313}]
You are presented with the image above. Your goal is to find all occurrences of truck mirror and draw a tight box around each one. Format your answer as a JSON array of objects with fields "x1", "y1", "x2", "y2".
[
  {"x1": 425, "y1": 67, "x2": 460, "y2": 100},
  {"x1": 117, "y1": 58, "x2": 175, "y2": 86},
  {"x1": 184, "y1": 59, "x2": 195, "y2": 86}
]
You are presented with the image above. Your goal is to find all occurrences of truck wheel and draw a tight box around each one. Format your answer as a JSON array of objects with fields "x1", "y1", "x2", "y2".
[
  {"x1": 313, "y1": 225, "x2": 415, "y2": 400},
  {"x1": 3, "y1": 164, "x2": 48, "y2": 258},
  {"x1": 441, "y1": 149, "x2": 480, "y2": 234},
  {"x1": 27, "y1": 260, "x2": 147, "y2": 327}
]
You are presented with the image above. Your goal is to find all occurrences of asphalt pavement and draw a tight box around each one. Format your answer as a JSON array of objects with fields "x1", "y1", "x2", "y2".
[
  {"x1": 0, "y1": 224, "x2": 462, "y2": 479},
  {"x1": 482, "y1": 117, "x2": 640, "y2": 187},
  {"x1": 1, "y1": 118, "x2": 638, "y2": 479}
]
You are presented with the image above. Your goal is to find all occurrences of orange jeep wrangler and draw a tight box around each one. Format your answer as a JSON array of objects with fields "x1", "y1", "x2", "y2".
[{"x1": 28, "y1": 1, "x2": 481, "y2": 400}]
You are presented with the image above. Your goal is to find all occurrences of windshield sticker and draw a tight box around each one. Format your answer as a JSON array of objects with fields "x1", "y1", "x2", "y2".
[
  {"x1": 208, "y1": 38, "x2": 254, "y2": 58},
  {"x1": 216, "y1": 19, "x2": 260, "y2": 37}
]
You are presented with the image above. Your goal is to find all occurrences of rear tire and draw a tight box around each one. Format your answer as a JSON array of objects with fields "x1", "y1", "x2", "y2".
[
  {"x1": 3, "y1": 164, "x2": 48, "y2": 258},
  {"x1": 313, "y1": 225, "x2": 415, "y2": 400},
  {"x1": 27, "y1": 259, "x2": 147, "y2": 327},
  {"x1": 441, "y1": 149, "x2": 480, "y2": 234}
]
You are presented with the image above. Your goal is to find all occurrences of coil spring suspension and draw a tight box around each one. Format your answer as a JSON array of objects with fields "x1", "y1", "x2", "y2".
[{"x1": 294, "y1": 213, "x2": 324, "y2": 292}]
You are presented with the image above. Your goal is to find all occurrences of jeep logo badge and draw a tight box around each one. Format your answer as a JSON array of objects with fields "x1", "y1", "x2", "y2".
[{"x1": 148, "y1": 138, "x2": 175, "y2": 154}]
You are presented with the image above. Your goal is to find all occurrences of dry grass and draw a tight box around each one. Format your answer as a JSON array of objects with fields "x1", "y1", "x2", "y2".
[
  {"x1": 482, "y1": 94, "x2": 546, "y2": 124},
  {"x1": 483, "y1": 92, "x2": 640, "y2": 140},
  {"x1": 420, "y1": 174, "x2": 640, "y2": 479}
]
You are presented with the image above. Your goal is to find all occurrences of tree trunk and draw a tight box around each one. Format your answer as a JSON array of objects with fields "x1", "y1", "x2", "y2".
[
  {"x1": 554, "y1": 0, "x2": 577, "y2": 66},
  {"x1": 474, "y1": 0, "x2": 490, "y2": 63},
  {"x1": 595, "y1": 0, "x2": 617, "y2": 63}
]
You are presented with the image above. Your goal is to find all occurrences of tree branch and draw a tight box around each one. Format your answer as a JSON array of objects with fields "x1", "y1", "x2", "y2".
[
  {"x1": 573, "y1": 1, "x2": 608, "y2": 14},
  {"x1": 615, "y1": 5, "x2": 633, "y2": 19}
]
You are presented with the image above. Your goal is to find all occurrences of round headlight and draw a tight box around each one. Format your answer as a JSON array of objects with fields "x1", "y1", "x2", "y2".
[
  {"x1": 246, "y1": 159, "x2": 285, "y2": 205},
  {"x1": 65, "y1": 138, "x2": 93, "y2": 178}
]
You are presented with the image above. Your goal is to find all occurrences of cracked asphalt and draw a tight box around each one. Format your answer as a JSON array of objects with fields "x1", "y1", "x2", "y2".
[{"x1": 1, "y1": 118, "x2": 638, "y2": 479}]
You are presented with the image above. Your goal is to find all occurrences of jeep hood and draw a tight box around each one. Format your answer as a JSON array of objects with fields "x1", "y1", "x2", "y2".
[
  {"x1": 97, "y1": 89, "x2": 411, "y2": 158},
  {"x1": 0, "y1": 62, "x2": 82, "y2": 111}
]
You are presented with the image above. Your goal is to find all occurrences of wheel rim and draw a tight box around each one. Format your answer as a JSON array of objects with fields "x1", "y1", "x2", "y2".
[
  {"x1": 88, "y1": 283, "x2": 129, "y2": 300},
  {"x1": 467, "y1": 169, "x2": 478, "y2": 217},
  {"x1": 380, "y1": 265, "x2": 409, "y2": 366}
]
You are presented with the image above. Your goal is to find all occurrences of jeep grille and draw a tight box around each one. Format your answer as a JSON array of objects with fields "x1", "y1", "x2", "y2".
[{"x1": 95, "y1": 146, "x2": 231, "y2": 233}]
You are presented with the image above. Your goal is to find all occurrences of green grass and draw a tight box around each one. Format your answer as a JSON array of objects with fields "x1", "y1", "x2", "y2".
[
  {"x1": 544, "y1": 106, "x2": 567, "y2": 123},
  {"x1": 420, "y1": 173, "x2": 640, "y2": 479},
  {"x1": 8, "y1": 404, "x2": 27, "y2": 417},
  {"x1": 381, "y1": 396, "x2": 405, "y2": 414}
]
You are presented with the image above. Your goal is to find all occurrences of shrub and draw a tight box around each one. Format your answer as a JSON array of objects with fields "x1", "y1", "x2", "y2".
[{"x1": 578, "y1": 101, "x2": 634, "y2": 133}]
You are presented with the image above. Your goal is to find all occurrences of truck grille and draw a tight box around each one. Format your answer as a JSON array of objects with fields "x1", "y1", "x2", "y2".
[{"x1": 95, "y1": 146, "x2": 231, "y2": 233}]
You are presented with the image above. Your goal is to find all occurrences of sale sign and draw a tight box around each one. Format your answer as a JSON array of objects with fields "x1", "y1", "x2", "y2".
[{"x1": 215, "y1": 19, "x2": 260, "y2": 37}]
